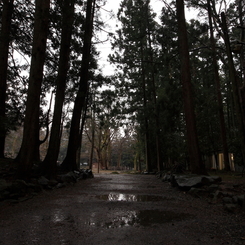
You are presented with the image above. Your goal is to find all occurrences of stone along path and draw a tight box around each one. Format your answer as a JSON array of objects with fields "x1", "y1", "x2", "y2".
[{"x1": 0, "y1": 173, "x2": 244, "y2": 245}]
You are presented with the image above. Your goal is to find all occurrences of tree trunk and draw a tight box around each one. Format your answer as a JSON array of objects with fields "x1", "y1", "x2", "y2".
[
  {"x1": 89, "y1": 120, "x2": 95, "y2": 170},
  {"x1": 117, "y1": 141, "x2": 123, "y2": 170},
  {"x1": 42, "y1": 0, "x2": 75, "y2": 178},
  {"x1": 61, "y1": 0, "x2": 96, "y2": 171},
  {"x1": 147, "y1": 28, "x2": 162, "y2": 172},
  {"x1": 207, "y1": 0, "x2": 230, "y2": 171},
  {"x1": 16, "y1": 0, "x2": 50, "y2": 179},
  {"x1": 0, "y1": 0, "x2": 14, "y2": 158},
  {"x1": 107, "y1": 136, "x2": 112, "y2": 169},
  {"x1": 76, "y1": 101, "x2": 88, "y2": 168},
  {"x1": 139, "y1": 41, "x2": 152, "y2": 172},
  {"x1": 176, "y1": 0, "x2": 207, "y2": 175},
  {"x1": 221, "y1": 12, "x2": 245, "y2": 166}
]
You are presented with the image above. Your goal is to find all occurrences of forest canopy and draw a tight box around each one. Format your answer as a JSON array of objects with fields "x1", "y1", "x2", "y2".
[{"x1": 0, "y1": 0, "x2": 244, "y2": 179}]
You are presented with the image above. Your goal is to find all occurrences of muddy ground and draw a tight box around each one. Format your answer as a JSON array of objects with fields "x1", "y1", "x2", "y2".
[{"x1": 0, "y1": 173, "x2": 245, "y2": 245}]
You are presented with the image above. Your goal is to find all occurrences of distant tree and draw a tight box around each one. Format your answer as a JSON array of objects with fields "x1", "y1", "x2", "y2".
[
  {"x1": 110, "y1": 0, "x2": 160, "y2": 172},
  {"x1": 85, "y1": 85, "x2": 123, "y2": 171},
  {"x1": 110, "y1": 128, "x2": 135, "y2": 170}
]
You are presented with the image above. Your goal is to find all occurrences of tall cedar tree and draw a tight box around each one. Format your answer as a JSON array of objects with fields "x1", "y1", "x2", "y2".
[
  {"x1": 221, "y1": 12, "x2": 245, "y2": 165},
  {"x1": 176, "y1": 0, "x2": 207, "y2": 174},
  {"x1": 138, "y1": 1, "x2": 155, "y2": 172},
  {"x1": 145, "y1": 6, "x2": 163, "y2": 171},
  {"x1": 16, "y1": 0, "x2": 50, "y2": 179},
  {"x1": 0, "y1": 0, "x2": 14, "y2": 158},
  {"x1": 61, "y1": 0, "x2": 96, "y2": 171},
  {"x1": 41, "y1": 0, "x2": 75, "y2": 178},
  {"x1": 113, "y1": 0, "x2": 159, "y2": 172},
  {"x1": 207, "y1": 0, "x2": 230, "y2": 171}
]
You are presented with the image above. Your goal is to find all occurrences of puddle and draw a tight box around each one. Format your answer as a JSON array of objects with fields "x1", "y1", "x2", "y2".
[
  {"x1": 96, "y1": 193, "x2": 167, "y2": 202},
  {"x1": 85, "y1": 210, "x2": 192, "y2": 228},
  {"x1": 133, "y1": 210, "x2": 191, "y2": 226},
  {"x1": 31, "y1": 209, "x2": 191, "y2": 230}
]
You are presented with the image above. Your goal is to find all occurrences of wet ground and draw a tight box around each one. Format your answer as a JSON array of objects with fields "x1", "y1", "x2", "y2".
[{"x1": 0, "y1": 173, "x2": 245, "y2": 245}]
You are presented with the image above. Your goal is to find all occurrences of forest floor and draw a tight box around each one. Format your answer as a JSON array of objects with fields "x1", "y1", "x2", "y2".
[{"x1": 0, "y1": 171, "x2": 245, "y2": 245}]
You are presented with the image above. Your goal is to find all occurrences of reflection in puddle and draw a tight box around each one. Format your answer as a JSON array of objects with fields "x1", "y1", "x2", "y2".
[
  {"x1": 50, "y1": 209, "x2": 75, "y2": 224},
  {"x1": 85, "y1": 210, "x2": 191, "y2": 228},
  {"x1": 104, "y1": 211, "x2": 138, "y2": 228},
  {"x1": 52, "y1": 209, "x2": 66, "y2": 222},
  {"x1": 97, "y1": 193, "x2": 167, "y2": 202},
  {"x1": 84, "y1": 212, "x2": 97, "y2": 226}
]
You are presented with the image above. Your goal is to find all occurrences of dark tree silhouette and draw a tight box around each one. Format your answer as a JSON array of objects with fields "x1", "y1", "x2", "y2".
[
  {"x1": 176, "y1": 0, "x2": 207, "y2": 174},
  {"x1": 17, "y1": 0, "x2": 50, "y2": 179},
  {"x1": 0, "y1": 0, "x2": 14, "y2": 158}
]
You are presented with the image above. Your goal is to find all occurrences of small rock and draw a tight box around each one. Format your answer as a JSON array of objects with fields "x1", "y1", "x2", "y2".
[
  {"x1": 0, "y1": 179, "x2": 9, "y2": 192},
  {"x1": 8, "y1": 180, "x2": 28, "y2": 194},
  {"x1": 156, "y1": 172, "x2": 163, "y2": 179},
  {"x1": 224, "y1": 204, "x2": 237, "y2": 213},
  {"x1": 223, "y1": 197, "x2": 233, "y2": 204},
  {"x1": 56, "y1": 183, "x2": 66, "y2": 188},
  {"x1": 219, "y1": 191, "x2": 230, "y2": 197},
  {"x1": 172, "y1": 175, "x2": 222, "y2": 191},
  {"x1": 48, "y1": 179, "x2": 59, "y2": 187},
  {"x1": 236, "y1": 195, "x2": 245, "y2": 208},
  {"x1": 188, "y1": 187, "x2": 206, "y2": 198},
  {"x1": 201, "y1": 176, "x2": 222, "y2": 185},
  {"x1": 27, "y1": 183, "x2": 42, "y2": 193},
  {"x1": 208, "y1": 184, "x2": 219, "y2": 192},
  {"x1": 9, "y1": 192, "x2": 23, "y2": 199},
  {"x1": 58, "y1": 171, "x2": 77, "y2": 183},
  {"x1": 85, "y1": 169, "x2": 94, "y2": 178},
  {"x1": 210, "y1": 190, "x2": 223, "y2": 203},
  {"x1": 232, "y1": 195, "x2": 238, "y2": 204},
  {"x1": 38, "y1": 176, "x2": 49, "y2": 186},
  {"x1": 162, "y1": 174, "x2": 171, "y2": 182}
]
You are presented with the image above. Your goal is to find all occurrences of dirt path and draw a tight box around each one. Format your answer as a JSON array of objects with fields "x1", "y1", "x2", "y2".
[{"x1": 0, "y1": 173, "x2": 244, "y2": 245}]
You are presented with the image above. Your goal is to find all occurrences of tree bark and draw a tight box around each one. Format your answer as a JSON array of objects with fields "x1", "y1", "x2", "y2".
[
  {"x1": 0, "y1": 0, "x2": 14, "y2": 158},
  {"x1": 61, "y1": 0, "x2": 96, "y2": 171},
  {"x1": 76, "y1": 100, "x2": 88, "y2": 167},
  {"x1": 139, "y1": 36, "x2": 152, "y2": 172},
  {"x1": 89, "y1": 118, "x2": 95, "y2": 169},
  {"x1": 41, "y1": 0, "x2": 75, "y2": 178},
  {"x1": 207, "y1": 0, "x2": 230, "y2": 171},
  {"x1": 142, "y1": 62, "x2": 151, "y2": 172},
  {"x1": 146, "y1": 25, "x2": 163, "y2": 172},
  {"x1": 176, "y1": 0, "x2": 207, "y2": 175},
  {"x1": 17, "y1": 0, "x2": 50, "y2": 179}
]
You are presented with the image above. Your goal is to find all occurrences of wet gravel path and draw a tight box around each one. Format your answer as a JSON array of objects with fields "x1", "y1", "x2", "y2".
[{"x1": 0, "y1": 173, "x2": 244, "y2": 245}]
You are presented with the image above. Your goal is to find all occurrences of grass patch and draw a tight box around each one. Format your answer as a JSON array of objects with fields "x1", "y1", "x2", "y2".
[
  {"x1": 208, "y1": 170, "x2": 245, "y2": 184},
  {"x1": 123, "y1": 170, "x2": 142, "y2": 174},
  {"x1": 110, "y1": 171, "x2": 120, "y2": 174}
]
